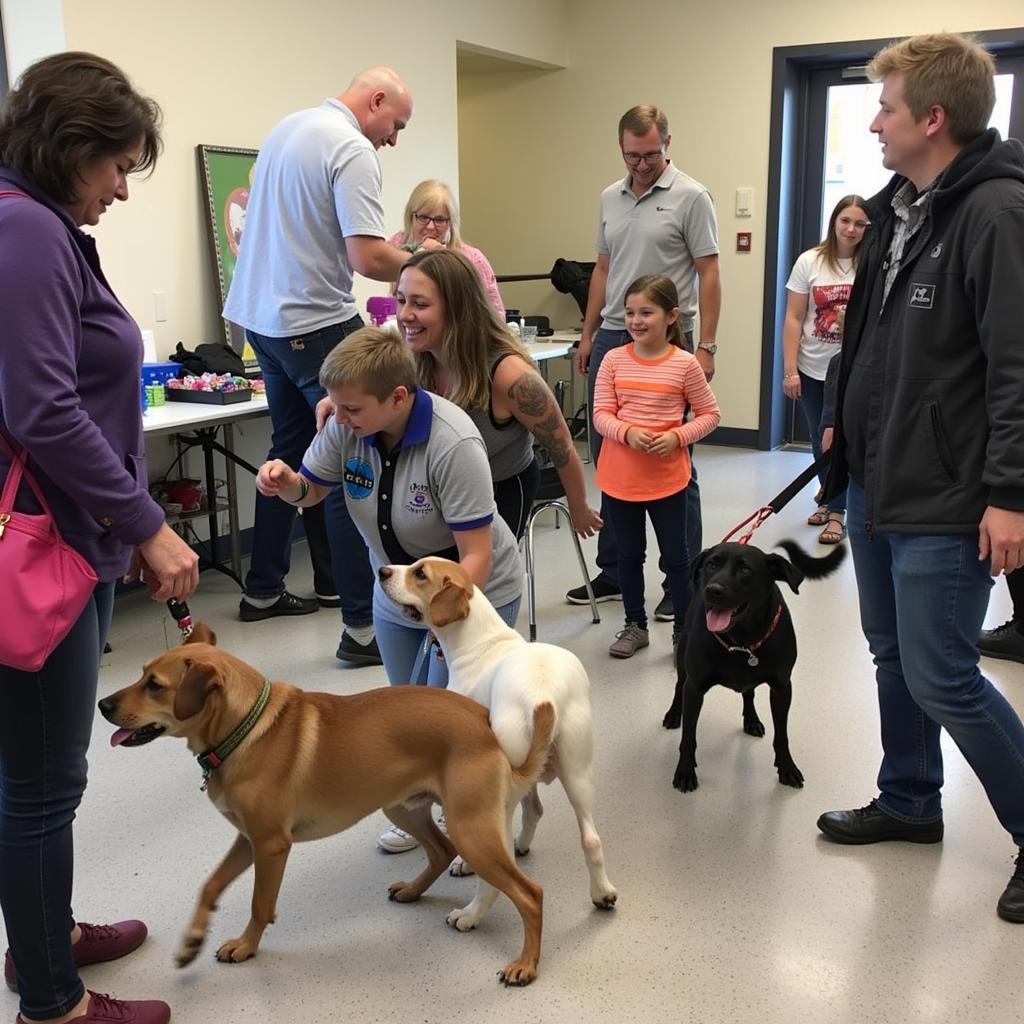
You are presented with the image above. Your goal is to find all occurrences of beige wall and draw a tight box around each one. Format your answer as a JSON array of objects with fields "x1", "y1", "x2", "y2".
[
  {"x1": 58, "y1": 0, "x2": 569, "y2": 358},
  {"x1": 458, "y1": 0, "x2": 1024, "y2": 432},
  {"x1": 39, "y1": 0, "x2": 1023, "y2": 436},
  {"x1": 48, "y1": 0, "x2": 571, "y2": 527}
]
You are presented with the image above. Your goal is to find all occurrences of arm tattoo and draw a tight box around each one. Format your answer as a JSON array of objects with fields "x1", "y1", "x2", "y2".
[
  {"x1": 531, "y1": 411, "x2": 572, "y2": 468},
  {"x1": 507, "y1": 372, "x2": 551, "y2": 418}
]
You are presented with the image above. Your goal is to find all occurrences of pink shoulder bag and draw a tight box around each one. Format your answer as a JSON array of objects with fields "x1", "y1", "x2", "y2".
[{"x1": 0, "y1": 433, "x2": 98, "y2": 672}]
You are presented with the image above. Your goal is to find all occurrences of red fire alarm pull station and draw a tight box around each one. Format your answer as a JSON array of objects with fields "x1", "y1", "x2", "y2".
[{"x1": 736, "y1": 232, "x2": 752, "y2": 253}]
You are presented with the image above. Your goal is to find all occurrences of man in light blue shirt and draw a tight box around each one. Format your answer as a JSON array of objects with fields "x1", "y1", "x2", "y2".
[{"x1": 224, "y1": 67, "x2": 428, "y2": 665}]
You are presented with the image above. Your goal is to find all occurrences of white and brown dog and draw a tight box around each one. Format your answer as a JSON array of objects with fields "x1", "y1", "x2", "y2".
[{"x1": 379, "y1": 557, "x2": 617, "y2": 909}]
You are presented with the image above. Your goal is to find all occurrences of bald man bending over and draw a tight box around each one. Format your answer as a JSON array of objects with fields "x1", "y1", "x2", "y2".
[{"x1": 225, "y1": 66, "x2": 435, "y2": 665}]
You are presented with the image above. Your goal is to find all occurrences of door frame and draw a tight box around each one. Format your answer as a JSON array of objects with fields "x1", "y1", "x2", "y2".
[{"x1": 758, "y1": 28, "x2": 1024, "y2": 450}]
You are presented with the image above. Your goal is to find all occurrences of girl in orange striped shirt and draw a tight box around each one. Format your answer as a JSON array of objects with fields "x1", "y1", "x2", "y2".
[{"x1": 593, "y1": 275, "x2": 721, "y2": 658}]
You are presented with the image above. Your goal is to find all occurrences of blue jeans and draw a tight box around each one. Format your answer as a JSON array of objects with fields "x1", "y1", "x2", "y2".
[
  {"x1": 0, "y1": 582, "x2": 115, "y2": 1020},
  {"x1": 588, "y1": 327, "x2": 702, "y2": 586},
  {"x1": 374, "y1": 586, "x2": 522, "y2": 687},
  {"x1": 603, "y1": 489, "x2": 691, "y2": 632},
  {"x1": 798, "y1": 371, "x2": 845, "y2": 512},
  {"x1": 847, "y1": 481, "x2": 1024, "y2": 841},
  {"x1": 247, "y1": 319, "x2": 372, "y2": 627}
]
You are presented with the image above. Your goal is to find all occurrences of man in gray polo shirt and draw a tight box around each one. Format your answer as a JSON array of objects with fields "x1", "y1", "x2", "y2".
[
  {"x1": 224, "y1": 66, "x2": 434, "y2": 666},
  {"x1": 570, "y1": 105, "x2": 721, "y2": 619}
]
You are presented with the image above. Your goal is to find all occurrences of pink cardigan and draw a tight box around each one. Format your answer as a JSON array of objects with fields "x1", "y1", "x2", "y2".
[{"x1": 388, "y1": 233, "x2": 504, "y2": 316}]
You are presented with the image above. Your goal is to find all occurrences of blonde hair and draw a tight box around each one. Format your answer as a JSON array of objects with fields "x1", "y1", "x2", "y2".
[
  {"x1": 868, "y1": 33, "x2": 996, "y2": 144},
  {"x1": 400, "y1": 179, "x2": 464, "y2": 249},
  {"x1": 401, "y1": 249, "x2": 535, "y2": 410},
  {"x1": 319, "y1": 326, "x2": 417, "y2": 399}
]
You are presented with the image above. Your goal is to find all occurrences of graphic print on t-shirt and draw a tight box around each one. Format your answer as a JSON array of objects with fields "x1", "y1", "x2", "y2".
[
  {"x1": 344, "y1": 458, "x2": 374, "y2": 499},
  {"x1": 810, "y1": 282, "x2": 852, "y2": 343}
]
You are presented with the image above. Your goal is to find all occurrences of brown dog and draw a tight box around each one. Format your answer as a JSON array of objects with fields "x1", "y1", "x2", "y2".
[{"x1": 98, "y1": 624, "x2": 555, "y2": 985}]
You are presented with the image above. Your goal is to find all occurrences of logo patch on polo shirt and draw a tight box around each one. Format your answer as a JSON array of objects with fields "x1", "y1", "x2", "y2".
[
  {"x1": 908, "y1": 284, "x2": 935, "y2": 309},
  {"x1": 406, "y1": 482, "x2": 434, "y2": 515},
  {"x1": 344, "y1": 458, "x2": 374, "y2": 499}
]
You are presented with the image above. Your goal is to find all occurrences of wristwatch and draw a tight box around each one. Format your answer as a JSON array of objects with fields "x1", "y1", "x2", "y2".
[{"x1": 697, "y1": 342, "x2": 718, "y2": 355}]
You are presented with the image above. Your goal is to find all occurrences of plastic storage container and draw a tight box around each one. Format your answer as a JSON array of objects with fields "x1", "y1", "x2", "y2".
[{"x1": 141, "y1": 361, "x2": 180, "y2": 386}]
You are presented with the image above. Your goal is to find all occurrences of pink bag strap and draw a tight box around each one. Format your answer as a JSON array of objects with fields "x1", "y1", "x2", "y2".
[
  {"x1": 0, "y1": 190, "x2": 57, "y2": 523},
  {"x1": 0, "y1": 430, "x2": 59, "y2": 523}
]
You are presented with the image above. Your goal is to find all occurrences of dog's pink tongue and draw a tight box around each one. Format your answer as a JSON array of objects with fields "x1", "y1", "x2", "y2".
[
  {"x1": 706, "y1": 608, "x2": 733, "y2": 633},
  {"x1": 110, "y1": 728, "x2": 134, "y2": 748}
]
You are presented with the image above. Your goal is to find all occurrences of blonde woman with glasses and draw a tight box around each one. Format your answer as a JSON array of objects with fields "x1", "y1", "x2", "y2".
[{"x1": 389, "y1": 179, "x2": 505, "y2": 315}]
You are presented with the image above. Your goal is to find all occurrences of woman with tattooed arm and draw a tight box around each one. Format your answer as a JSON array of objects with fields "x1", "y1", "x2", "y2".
[{"x1": 396, "y1": 248, "x2": 601, "y2": 539}]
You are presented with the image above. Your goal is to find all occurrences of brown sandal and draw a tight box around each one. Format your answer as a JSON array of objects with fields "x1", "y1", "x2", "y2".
[
  {"x1": 807, "y1": 506, "x2": 830, "y2": 526},
  {"x1": 819, "y1": 513, "x2": 847, "y2": 545}
]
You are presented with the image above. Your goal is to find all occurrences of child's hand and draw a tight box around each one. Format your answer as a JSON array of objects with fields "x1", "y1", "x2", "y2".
[
  {"x1": 821, "y1": 426, "x2": 834, "y2": 453},
  {"x1": 625, "y1": 427, "x2": 654, "y2": 452},
  {"x1": 647, "y1": 430, "x2": 681, "y2": 457},
  {"x1": 256, "y1": 459, "x2": 297, "y2": 498}
]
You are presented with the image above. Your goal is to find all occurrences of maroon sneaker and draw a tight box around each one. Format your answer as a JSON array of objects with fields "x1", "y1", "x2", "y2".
[
  {"x1": 15, "y1": 990, "x2": 170, "y2": 1023},
  {"x1": 5, "y1": 920, "x2": 147, "y2": 992}
]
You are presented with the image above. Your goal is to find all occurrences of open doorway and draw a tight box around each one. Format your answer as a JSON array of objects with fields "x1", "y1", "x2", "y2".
[{"x1": 455, "y1": 44, "x2": 577, "y2": 330}]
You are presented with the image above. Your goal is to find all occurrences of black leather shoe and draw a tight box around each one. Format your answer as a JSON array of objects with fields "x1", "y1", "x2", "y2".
[
  {"x1": 978, "y1": 620, "x2": 1024, "y2": 665},
  {"x1": 239, "y1": 591, "x2": 319, "y2": 622},
  {"x1": 998, "y1": 848, "x2": 1024, "y2": 922},
  {"x1": 336, "y1": 632, "x2": 382, "y2": 666},
  {"x1": 817, "y1": 800, "x2": 943, "y2": 845}
]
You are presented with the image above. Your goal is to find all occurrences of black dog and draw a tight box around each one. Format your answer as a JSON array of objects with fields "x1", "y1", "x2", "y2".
[{"x1": 663, "y1": 539, "x2": 845, "y2": 792}]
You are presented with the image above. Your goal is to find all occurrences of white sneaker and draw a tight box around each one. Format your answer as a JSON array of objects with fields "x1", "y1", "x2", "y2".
[
  {"x1": 436, "y1": 813, "x2": 448, "y2": 836},
  {"x1": 377, "y1": 825, "x2": 420, "y2": 854}
]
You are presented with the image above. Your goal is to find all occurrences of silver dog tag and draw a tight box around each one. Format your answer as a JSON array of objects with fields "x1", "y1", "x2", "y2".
[{"x1": 747, "y1": 654, "x2": 759, "y2": 667}]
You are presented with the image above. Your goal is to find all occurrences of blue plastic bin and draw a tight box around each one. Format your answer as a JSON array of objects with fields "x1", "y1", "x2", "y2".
[{"x1": 141, "y1": 361, "x2": 180, "y2": 386}]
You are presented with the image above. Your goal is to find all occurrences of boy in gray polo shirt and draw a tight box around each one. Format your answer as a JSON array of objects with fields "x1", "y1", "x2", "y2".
[{"x1": 253, "y1": 327, "x2": 523, "y2": 690}]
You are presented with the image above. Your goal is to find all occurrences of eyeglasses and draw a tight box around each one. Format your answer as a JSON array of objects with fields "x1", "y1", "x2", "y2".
[
  {"x1": 413, "y1": 213, "x2": 451, "y2": 226},
  {"x1": 622, "y1": 148, "x2": 665, "y2": 166}
]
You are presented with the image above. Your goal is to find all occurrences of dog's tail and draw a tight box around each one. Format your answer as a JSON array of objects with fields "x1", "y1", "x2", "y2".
[
  {"x1": 510, "y1": 702, "x2": 557, "y2": 788},
  {"x1": 776, "y1": 538, "x2": 846, "y2": 579}
]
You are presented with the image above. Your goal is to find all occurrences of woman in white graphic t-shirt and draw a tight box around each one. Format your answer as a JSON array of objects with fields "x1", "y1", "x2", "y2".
[{"x1": 782, "y1": 193, "x2": 869, "y2": 544}]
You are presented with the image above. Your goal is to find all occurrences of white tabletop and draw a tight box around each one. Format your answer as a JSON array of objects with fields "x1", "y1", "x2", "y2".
[
  {"x1": 142, "y1": 394, "x2": 270, "y2": 437},
  {"x1": 142, "y1": 344, "x2": 575, "y2": 437},
  {"x1": 522, "y1": 339, "x2": 574, "y2": 362},
  {"x1": 547, "y1": 330, "x2": 583, "y2": 344}
]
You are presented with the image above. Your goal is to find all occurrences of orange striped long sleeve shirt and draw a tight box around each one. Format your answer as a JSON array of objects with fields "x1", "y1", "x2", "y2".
[{"x1": 593, "y1": 343, "x2": 720, "y2": 501}]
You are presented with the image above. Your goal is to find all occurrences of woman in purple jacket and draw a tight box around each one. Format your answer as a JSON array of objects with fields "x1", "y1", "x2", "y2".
[{"x1": 0, "y1": 53, "x2": 198, "y2": 1024}]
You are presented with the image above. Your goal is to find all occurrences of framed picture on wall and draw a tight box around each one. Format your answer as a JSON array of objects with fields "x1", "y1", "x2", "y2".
[{"x1": 197, "y1": 144, "x2": 258, "y2": 350}]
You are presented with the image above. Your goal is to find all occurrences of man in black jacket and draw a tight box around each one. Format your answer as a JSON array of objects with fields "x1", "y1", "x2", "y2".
[{"x1": 816, "y1": 33, "x2": 1024, "y2": 922}]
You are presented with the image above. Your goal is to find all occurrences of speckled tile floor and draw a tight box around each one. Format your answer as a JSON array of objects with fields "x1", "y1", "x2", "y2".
[{"x1": 4, "y1": 445, "x2": 1022, "y2": 1024}]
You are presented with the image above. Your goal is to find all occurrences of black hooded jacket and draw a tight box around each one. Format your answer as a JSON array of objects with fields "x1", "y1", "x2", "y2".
[{"x1": 826, "y1": 129, "x2": 1024, "y2": 534}]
